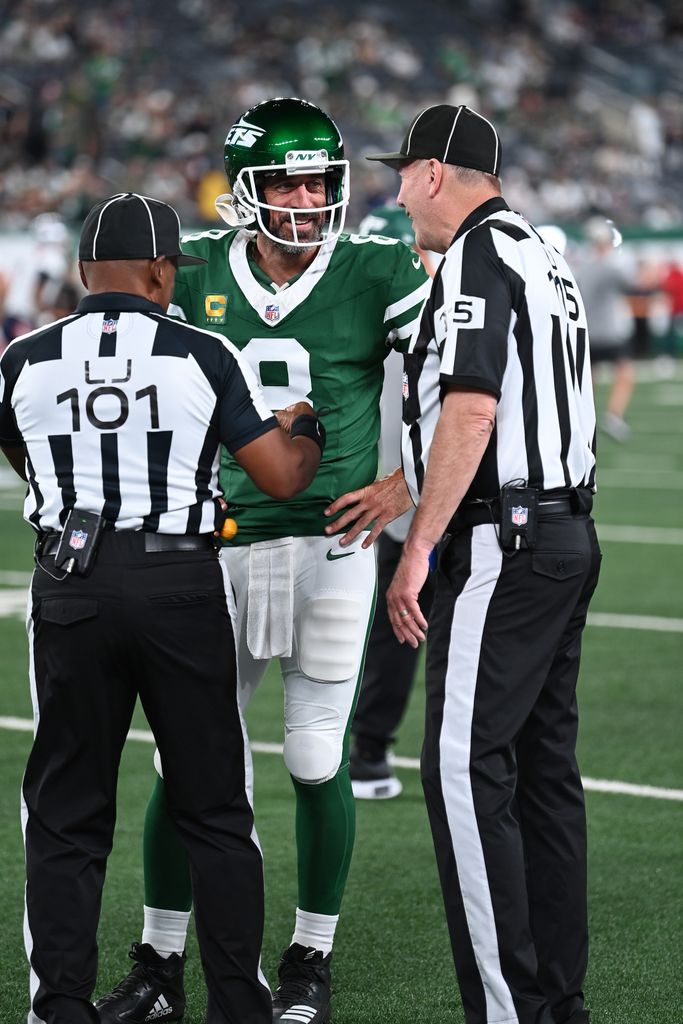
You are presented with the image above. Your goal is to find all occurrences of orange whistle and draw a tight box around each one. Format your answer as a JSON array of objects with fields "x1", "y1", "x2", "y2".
[{"x1": 220, "y1": 518, "x2": 238, "y2": 540}]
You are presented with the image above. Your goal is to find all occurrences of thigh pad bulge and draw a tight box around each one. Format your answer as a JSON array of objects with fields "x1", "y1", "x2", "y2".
[{"x1": 298, "y1": 596, "x2": 365, "y2": 683}]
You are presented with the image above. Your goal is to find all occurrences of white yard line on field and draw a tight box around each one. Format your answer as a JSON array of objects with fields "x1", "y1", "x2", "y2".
[
  {"x1": 0, "y1": 589, "x2": 27, "y2": 617},
  {"x1": 0, "y1": 717, "x2": 680, "y2": 802},
  {"x1": 587, "y1": 612, "x2": 683, "y2": 632},
  {"x1": 609, "y1": 452, "x2": 682, "y2": 469},
  {"x1": 1, "y1": 588, "x2": 681, "y2": 631},
  {"x1": 0, "y1": 521, "x2": 681, "y2": 603},
  {"x1": 597, "y1": 469, "x2": 683, "y2": 490},
  {"x1": 653, "y1": 387, "x2": 683, "y2": 405},
  {"x1": 0, "y1": 571, "x2": 33, "y2": 585},
  {"x1": 596, "y1": 524, "x2": 683, "y2": 544}
]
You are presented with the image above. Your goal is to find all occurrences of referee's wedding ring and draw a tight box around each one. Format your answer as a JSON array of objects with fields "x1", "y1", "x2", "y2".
[{"x1": 398, "y1": 609, "x2": 410, "y2": 618}]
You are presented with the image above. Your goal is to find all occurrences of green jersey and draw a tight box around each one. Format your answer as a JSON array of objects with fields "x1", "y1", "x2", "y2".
[{"x1": 170, "y1": 228, "x2": 429, "y2": 544}]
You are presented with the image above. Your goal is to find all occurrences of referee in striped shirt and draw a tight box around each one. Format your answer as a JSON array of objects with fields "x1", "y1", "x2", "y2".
[
  {"x1": 0, "y1": 193, "x2": 324, "y2": 1024},
  {"x1": 334, "y1": 107, "x2": 602, "y2": 1024}
]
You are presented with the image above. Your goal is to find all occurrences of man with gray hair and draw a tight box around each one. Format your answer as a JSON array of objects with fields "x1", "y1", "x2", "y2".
[{"x1": 328, "y1": 105, "x2": 601, "y2": 1024}]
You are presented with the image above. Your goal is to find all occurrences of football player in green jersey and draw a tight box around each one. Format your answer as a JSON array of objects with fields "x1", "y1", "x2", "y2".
[{"x1": 96, "y1": 98, "x2": 427, "y2": 1024}]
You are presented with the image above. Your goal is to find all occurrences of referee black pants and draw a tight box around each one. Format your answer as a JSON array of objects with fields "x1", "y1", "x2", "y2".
[
  {"x1": 23, "y1": 533, "x2": 271, "y2": 1024},
  {"x1": 422, "y1": 514, "x2": 601, "y2": 1024}
]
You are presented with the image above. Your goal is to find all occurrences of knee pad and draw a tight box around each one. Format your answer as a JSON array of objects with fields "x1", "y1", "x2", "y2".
[
  {"x1": 153, "y1": 747, "x2": 164, "y2": 779},
  {"x1": 283, "y1": 729, "x2": 341, "y2": 785},
  {"x1": 298, "y1": 596, "x2": 365, "y2": 683}
]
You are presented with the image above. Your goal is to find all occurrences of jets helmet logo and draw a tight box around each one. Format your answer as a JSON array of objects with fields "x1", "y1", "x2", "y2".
[{"x1": 225, "y1": 117, "x2": 266, "y2": 149}]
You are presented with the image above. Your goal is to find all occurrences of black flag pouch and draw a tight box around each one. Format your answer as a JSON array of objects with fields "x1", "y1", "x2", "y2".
[
  {"x1": 499, "y1": 482, "x2": 539, "y2": 552},
  {"x1": 54, "y1": 509, "x2": 105, "y2": 576}
]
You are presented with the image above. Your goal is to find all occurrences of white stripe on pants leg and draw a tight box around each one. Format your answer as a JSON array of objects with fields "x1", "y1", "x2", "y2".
[{"x1": 439, "y1": 526, "x2": 518, "y2": 1024}]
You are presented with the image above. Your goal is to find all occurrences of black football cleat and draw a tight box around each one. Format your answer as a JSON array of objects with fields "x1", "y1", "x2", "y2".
[
  {"x1": 95, "y1": 942, "x2": 186, "y2": 1023},
  {"x1": 349, "y1": 742, "x2": 402, "y2": 800},
  {"x1": 272, "y1": 943, "x2": 332, "y2": 1023}
]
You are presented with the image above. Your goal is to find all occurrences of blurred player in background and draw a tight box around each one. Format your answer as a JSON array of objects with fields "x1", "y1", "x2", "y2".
[
  {"x1": 0, "y1": 213, "x2": 75, "y2": 349},
  {"x1": 575, "y1": 217, "x2": 635, "y2": 441},
  {"x1": 96, "y1": 97, "x2": 428, "y2": 1024},
  {"x1": 349, "y1": 203, "x2": 436, "y2": 799},
  {"x1": 1, "y1": 213, "x2": 74, "y2": 348}
]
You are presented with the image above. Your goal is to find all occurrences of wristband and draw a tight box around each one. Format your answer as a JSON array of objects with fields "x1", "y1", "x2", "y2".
[{"x1": 291, "y1": 414, "x2": 326, "y2": 454}]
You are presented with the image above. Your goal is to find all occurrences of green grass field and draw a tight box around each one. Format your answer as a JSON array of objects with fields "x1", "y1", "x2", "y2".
[{"x1": 1, "y1": 364, "x2": 682, "y2": 1023}]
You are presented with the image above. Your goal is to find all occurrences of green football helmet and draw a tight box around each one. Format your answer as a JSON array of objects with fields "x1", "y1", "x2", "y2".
[{"x1": 216, "y1": 96, "x2": 350, "y2": 247}]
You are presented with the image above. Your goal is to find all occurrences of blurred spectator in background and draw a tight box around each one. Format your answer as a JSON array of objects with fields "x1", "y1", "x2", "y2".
[
  {"x1": 0, "y1": 272, "x2": 32, "y2": 352},
  {"x1": 660, "y1": 260, "x2": 683, "y2": 355},
  {"x1": 0, "y1": 0, "x2": 681, "y2": 234},
  {"x1": 575, "y1": 217, "x2": 635, "y2": 441}
]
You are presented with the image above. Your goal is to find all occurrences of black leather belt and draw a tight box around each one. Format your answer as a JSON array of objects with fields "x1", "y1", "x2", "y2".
[
  {"x1": 143, "y1": 534, "x2": 214, "y2": 552},
  {"x1": 40, "y1": 532, "x2": 214, "y2": 556},
  {"x1": 449, "y1": 489, "x2": 590, "y2": 530}
]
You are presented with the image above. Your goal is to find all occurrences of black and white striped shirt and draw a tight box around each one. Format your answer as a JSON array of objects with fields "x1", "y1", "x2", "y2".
[
  {"x1": 402, "y1": 198, "x2": 597, "y2": 504},
  {"x1": 0, "y1": 292, "x2": 275, "y2": 533}
]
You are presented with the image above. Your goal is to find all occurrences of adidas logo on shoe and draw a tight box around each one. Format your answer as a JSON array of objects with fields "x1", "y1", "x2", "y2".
[
  {"x1": 95, "y1": 942, "x2": 186, "y2": 1024},
  {"x1": 273, "y1": 943, "x2": 331, "y2": 1023},
  {"x1": 145, "y1": 994, "x2": 174, "y2": 1020},
  {"x1": 281, "y1": 1006, "x2": 317, "y2": 1022}
]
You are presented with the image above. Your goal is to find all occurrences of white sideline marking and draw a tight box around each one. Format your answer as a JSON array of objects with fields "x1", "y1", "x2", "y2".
[{"x1": 0, "y1": 717, "x2": 680, "y2": 802}]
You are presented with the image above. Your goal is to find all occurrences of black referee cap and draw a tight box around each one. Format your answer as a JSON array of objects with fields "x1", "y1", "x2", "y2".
[
  {"x1": 366, "y1": 105, "x2": 502, "y2": 176},
  {"x1": 79, "y1": 193, "x2": 207, "y2": 266}
]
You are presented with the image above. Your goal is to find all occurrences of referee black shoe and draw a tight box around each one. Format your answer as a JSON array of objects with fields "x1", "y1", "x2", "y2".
[
  {"x1": 95, "y1": 942, "x2": 186, "y2": 1023},
  {"x1": 349, "y1": 741, "x2": 402, "y2": 800},
  {"x1": 272, "y1": 943, "x2": 332, "y2": 1023}
]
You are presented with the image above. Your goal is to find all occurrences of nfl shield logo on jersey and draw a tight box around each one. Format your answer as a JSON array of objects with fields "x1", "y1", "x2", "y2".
[
  {"x1": 402, "y1": 371, "x2": 409, "y2": 399},
  {"x1": 511, "y1": 506, "x2": 528, "y2": 527},
  {"x1": 265, "y1": 304, "x2": 280, "y2": 323},
  {"x1": 102, "y1": 319, "x2": 117, "y2": 334},
  {"x1": 69, "y1": 529, "x2": 88, "y2": 550}
]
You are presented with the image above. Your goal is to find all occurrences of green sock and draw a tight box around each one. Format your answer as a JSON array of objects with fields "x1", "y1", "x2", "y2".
[
  {"x1": 143, "y1": 775, "x2": 192, "y2": 912},
  {"x1": 293, "y1": 764, "x2": 356, "y2": 915}
]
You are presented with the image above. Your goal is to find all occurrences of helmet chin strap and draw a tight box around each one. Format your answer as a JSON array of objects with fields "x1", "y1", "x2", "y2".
[{"x1": 215, "y1": 193, "x2": 254, "y2": 228}]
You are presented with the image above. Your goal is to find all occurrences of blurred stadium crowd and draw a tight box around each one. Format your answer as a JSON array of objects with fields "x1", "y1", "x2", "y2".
[
  {"x1": 0, "y1": 0, "x2": 682, "y2": 351},
  {"x1": 1, "y1": 0, "x2": 682, "y2": 229}
]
